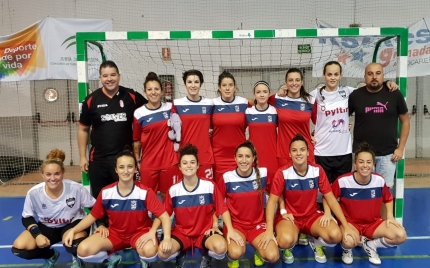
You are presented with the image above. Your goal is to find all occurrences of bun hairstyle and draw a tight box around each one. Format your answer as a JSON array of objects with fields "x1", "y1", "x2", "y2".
[
  {"x1": 354, "y1": 142, "x2": 376, "y2": 162},
  {"x1": 144, "y1": 72, "x2": 162, "y2": 91},
  {"x1": 42, "y1": 149, "x2": 66, "y2": 172},
  {"x1": 116, "y1": 146, "x2": 138, "y2": 166},
  {"x1": 179, "y1": 143, "x2": 199, "y2": 163}
]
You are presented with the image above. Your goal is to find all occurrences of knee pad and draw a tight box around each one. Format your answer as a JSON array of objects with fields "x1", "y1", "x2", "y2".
[
  {"x1": 64, "y1": 237, "x2": 86, "y2": 256},
  {"x1": 12, "y1": 247, "x2": 39, "y2": 260}
]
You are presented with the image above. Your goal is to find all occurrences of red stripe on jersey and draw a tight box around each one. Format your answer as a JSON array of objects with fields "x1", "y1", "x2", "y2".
[
  {"x1": 86, "y1": 96, "x2": 93, "y2": 109},
  {"x1": 128, "y1": 92, "x2": 136, "y2": 104}
]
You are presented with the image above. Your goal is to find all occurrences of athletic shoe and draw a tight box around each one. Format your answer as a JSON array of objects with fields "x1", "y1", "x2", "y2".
[
  {"x1": 254, "y1": 251, "x2": 264, "y2": 266},
  {"x1": 140, "y1": 259, "x2": 150, "y2": 268},
  {"x1": 71, "y1": 255, "x2": 85, "y2": 268},
  {"x1": 200, "y1": 255, "x2": 212, "y2": 268},
  {"x1": 298, "y1": 233, "x2": 308, "y2": 245},
  {"x1": 280, "y1": 249, "x2": 294, "y2": 264},
  {"x1": 309, "y1": 238, "x2": 327, "y2": 263},
  {"x1": 175, "y1": 251, "x2": 187, "y2": 268},
  {"x1": 227, "y1": 259, "x2": 239, "y2": 268},
  {"x1": 107, "y1": 254, "x2": 122, "y2": 268},
  {"x1": 341, "y1": 249, "x2": 353, "y2": 264},
  {"x1": 362, "y1": 237, "x2": 381, "y2": 265},
  {"x1": 42, "y1": 249, "x2": 60, "y2": 268}
]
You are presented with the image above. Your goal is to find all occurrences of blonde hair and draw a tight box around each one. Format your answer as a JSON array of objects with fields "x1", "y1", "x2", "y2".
[{"x1": 41, "y1": 149, "x2": 65, "y2": 173}]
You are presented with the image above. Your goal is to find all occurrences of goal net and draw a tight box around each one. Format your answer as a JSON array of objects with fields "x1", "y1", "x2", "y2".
[{"x1": 76, "y1": 27, "x2": 408, "y2": 222}]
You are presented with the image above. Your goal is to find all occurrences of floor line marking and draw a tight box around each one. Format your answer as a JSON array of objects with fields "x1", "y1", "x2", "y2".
[
  {"x1": 407, "y1": 236, "x2": 430, "y2": 240},
  {"x1": 2, "y1": 216, "x2": 12, "y2": 221}
]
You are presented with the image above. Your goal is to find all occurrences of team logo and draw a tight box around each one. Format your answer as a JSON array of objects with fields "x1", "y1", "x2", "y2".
[
  {"x1": 339, "y1": 89, "x2": 347, "y2": 98},
  {"x1": 119, "y1": 100, "x2": 124, "y2": 108},
  {"x1": 268, "y1": 115, "x2": 272, "y2": 122},
  {"x1": 252, "y1": 180, "x2": 258, "y2": 190},
  {"x1": 131, "y1": 200, "x2": 137, "y2": 210},
  {"x1": 371, "y1": 189, "x2": 376, "y2": 198},
  {"x1": 163, "y1": 112, "x2": 168, "y2": 119},
  {"x1": 202, "y1": 107, "x2": 207, "y2": 114},
  {"x1": 42, "y1": 203, "x2": 47, "y2": 209},
  {"x1": 235, "y1": 105, "x2": 240, "y2": 112},
  {"x1": 66, "y1": 197, "x2": 75, "y2": 208},
  {"x1": 320, "y1": 105, "x2": 326, "y2": 112},
  {"x1": 308, "y1": 179, "x2": 314, "y2": 189},
  {"x1": 199, "y1": 195, "x2": 205, "y2": 205},
  {"x1": 300, "y1": 103, "x2": 305, "y2": 111}
]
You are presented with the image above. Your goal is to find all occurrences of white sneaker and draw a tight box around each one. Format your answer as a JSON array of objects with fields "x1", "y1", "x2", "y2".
[
  {"x1": 362, "y1": 238, "x2": 381, "y2": 265},
  {"x1": 280, "y1": 249, "x2": 294, "y2": 264},
  {"x1": 298, "y1": 233, "x2": 308, "y2": 245},
  {"x1": 308, "y1": 238, "x2": 327, "y2": 263},
  {"x1": 342, "y1": 249, "x2": 353, "y2": 264}
]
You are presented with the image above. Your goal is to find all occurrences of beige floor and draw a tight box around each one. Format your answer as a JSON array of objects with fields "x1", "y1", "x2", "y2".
[{"x1": 1, "y1": 159, "x2": 430, "y2": 197}]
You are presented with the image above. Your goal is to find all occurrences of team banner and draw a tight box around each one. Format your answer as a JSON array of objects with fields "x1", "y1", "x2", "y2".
[
  {"x1": 0, "y1": 18, "x2": 112, "y2": 81},
  {"x1": 312, "y1": 19, "x2": 430, "y2": 78}
]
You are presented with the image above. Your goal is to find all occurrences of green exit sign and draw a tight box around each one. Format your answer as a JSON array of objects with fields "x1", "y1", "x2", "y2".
[{"x1": 298, "y1": 44, "x2": 312, "y2": 54}]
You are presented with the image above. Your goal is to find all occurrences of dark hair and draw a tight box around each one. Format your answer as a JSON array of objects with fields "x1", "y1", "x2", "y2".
[
  {"x1": 217, "y1": 71, "x2": 237, "y2": 96},
  {"x1": 144, "y1": 72, "x2": 162, "y2": 92},
  {"x1": 285, "y1": 68, "x2": 312, "y2": 105},
  {"x1": 323, "y1": 61, "x2": 342, "y2": 75},
  {"x1": 179, "y1": 143, "x2": 199, "y2": 163},
  {"x1": 354, "y1": 142, "x2": 376, "y2": 163},
  {"x1": 42, "y1": 149, "x2": 65, "y2": 173},
  {"x1": 116, "y1": 146, "x2": 137, "y2": 167},
  {"x1": 235, "y1": 140, "x2": 263, "y2": 205},
  {"x1": 253, "y1": 81, "x2": 270, "y2": 93},
  {"x1": 99, "y1": 60, "x2": 119, "y2": 75},
  {"x1": 289, "y1": 133, "x2": 308, "y2": 149},
  {"x1": 182, "y1": 70, "x2": 204, "y2": 84}
]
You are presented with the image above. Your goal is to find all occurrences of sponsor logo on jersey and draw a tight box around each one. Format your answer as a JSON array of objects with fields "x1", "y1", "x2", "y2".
[
  {"x1": 131, "y1": 200, "x2": 137, "y2": 210},
  {"x1": 101, "y1": 113, "x2": 127, "y2": 122},
  {"x1": 97, "y1": 104, "x2": 108, "y2": 108},
  {"x1": 251, "y1": 117, "x2": 258, "y2": 121},
  {"x1": 202, "y1": 107, "x2": 207, "y2": 114},
  {"x1": 163, "y1": 112, "x2": 168, "y2": 119},
  {"x1": 218, "y1": 107, "x2": 225, "y2": 111},
  {"x1": 300, "y1": 103, "x2": 306, "y2": 111},
  {"x1": 371, "y1": 189, "x2": 376, "y2": 198},
  {"x1": 146, "y1": 117, "x2": 153, "y2": 122},
  {"x1": 232, "y1": 186, "x2": 240, "y2": 190},
  {"x1": 309, "y1": 179, "x2": 314, "y2": 189},
  {"x1": 365, "y1": 101, "x2": 389, "y2": 114},
  {"x1": 66, "y1": 197, "x2": 75, "y2": 208},
  {"x1": 268, "y1": 115, "x2": 272, "y2": 122},
  {"x1": 291, "y1": 183, "x2": 299, "y2": 188},
  {"x1": 178, "y1": 200, "x2": 186, "y2": 205},
  {"x1": 119, "y1": 100, "x2": 124, "y2": 108},
  {"x1": 235, "y1": 105, "x2": 240, "y2": 112},
  {"x1": 111, "y1": 204, "x2": 119, "y2": 208},
  {"x1": 199, "y1": 195, "x2": 205, "y2": 205},
  {"x1": 42, "y1": 203, "x2": 47, "y2": 209},
  {"x1": 252, "y1": 180, "x2": 258, "y2": 190},
  {"x1": 281, "y1": 103, "x2": 288, "y2": 107},
  {"x1": 182, "y1": 108, "x2": 190, "y2": 112},
  {"x1": 41, "y1": 217, "x2": 75, "y2": 225},
  {"x1": 349, "y1": 193, "x2": 358, "y2": 197}
]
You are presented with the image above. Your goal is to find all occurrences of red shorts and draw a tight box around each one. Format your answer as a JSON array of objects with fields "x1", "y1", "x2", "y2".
[
  {"x1": 140, "y1": 165, "x2": 179, "y2": 194},
  {"x1": 223, "y1": 222, "x2": 266, "y2": 244},
  {"x1": 275, "y1": 211, "x2": 324, "y2": 235},
  {"x1": 103, "y1": 227, "x2": 152, "y2": 254},
  {"x1": 347, "y1": 219, "x2": 385, "y2": 239},
  {"x1": 171, "y1": 228, "x2": 212, "y2": 251}
]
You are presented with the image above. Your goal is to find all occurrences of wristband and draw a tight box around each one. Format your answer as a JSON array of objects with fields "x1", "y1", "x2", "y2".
[
  {"x1": 280, "y1": 209, "x2": 287, "y2": 215},
  {"x1": 29, "y1": 225, "x2": 42, "y2": 239}
]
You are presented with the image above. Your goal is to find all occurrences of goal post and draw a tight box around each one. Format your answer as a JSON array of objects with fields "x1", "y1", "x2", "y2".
[{"x1": 76, "y1": 27, "x2": 408, "y2": 223}]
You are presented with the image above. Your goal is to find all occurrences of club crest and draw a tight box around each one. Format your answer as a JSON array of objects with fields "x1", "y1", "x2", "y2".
[{"x1": 66, "y1": 197, "x2": 75, "y2": 208}]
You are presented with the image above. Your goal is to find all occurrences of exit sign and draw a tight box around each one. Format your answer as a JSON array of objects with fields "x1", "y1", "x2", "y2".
[{"x1": 298, "y1": 44, "x2": 312, "y2": 54}]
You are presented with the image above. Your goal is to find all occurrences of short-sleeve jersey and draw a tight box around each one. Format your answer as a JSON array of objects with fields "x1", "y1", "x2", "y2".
[
  {"x1": 349, "y1": 85, "x2": 408, "y2": 156},
  {"x1": 79, "y1": 86, "x2": 147, "y2": 162},
  {"x1": 310, "y1": 86, "x2": 354, "y2": 156},
  {"x1": 90, "y1": 181, "x2": 166, "y2": 236},
  {"x1": 245, "y1": 105, "x2": 278, "y2": 178},
  {"x1": 331, "y1": 172, "x2": 393, "y2": 225},
  {"x1": 217, "y1": 168, "x2": 267, "y2": 228},
  {"x1": 22, "y1": 180, "x2": 96, "y2": 228},
  {"x1": 271, "y1": 163, "x2": 331, "y2": 218},
  {"x1": 269, "y1": 94, "x2": 315, "y2": 161},
  {"x1": 211, "y1": 96, "x2": 248, "y2": 173},
  {"x1": 172, "y1": 97, "x2": 214, "y2": 165},
  {"x1": 164, "y1": 178, "x2": 227, "y2": 237},
  {"x1": 133, "y1": 102, "x2": 178, "y2": 170}
]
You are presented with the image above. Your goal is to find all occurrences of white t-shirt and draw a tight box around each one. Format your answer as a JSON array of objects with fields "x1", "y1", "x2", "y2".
[{"x1": 22, "y1": 180, "x2": 95, "y2": 228}]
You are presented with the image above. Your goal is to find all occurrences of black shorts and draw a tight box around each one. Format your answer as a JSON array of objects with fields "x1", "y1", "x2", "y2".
[
  {"x1": 88, "y1": 161, "x2": 118, "y2": 198},
  {"x1": 315, "y1": 154, "x2": 352, "y2": 184},
  {"x1": 37, "y1": 219, "x2": 88, "y2": 244}
]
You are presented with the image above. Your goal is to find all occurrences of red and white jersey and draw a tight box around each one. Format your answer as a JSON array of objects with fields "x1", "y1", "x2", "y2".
[
  {"x1": 269, "y1": 94, "x2": 315, "y2": 161},
  {"x1": 331, "y1": 172, "x2": 393, "y2": 225},
  {"x1": 164, "y1": 178, "x2": 227, "y2": 237},
  {"x1": 133, "y1": 102, "x2": 178, "y2": 169},
  {"x1": 245, "y1": 105, "x2": 278, "y2": 180},
  {"x1": 22, "y1": 180, "x2": 95, "y2": 228},
  {"x1": 310, "y1": 86, "x2": 354, "y2": 156},
  {"x1": 91, "y1": 182, "x2": 166, "y2": 236},
  {"x1": 172, "y1": 97, "x2": 214, "y2": 165},
  {"x1": 211, "y1": 96, "x2": 248, "y2": 173},
  {"x1": 271, "y1": 163, "x2": 331, "y2": 219},
  {"x1": 218, "y1": 168, "x2": 267, "y2": 228}
]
